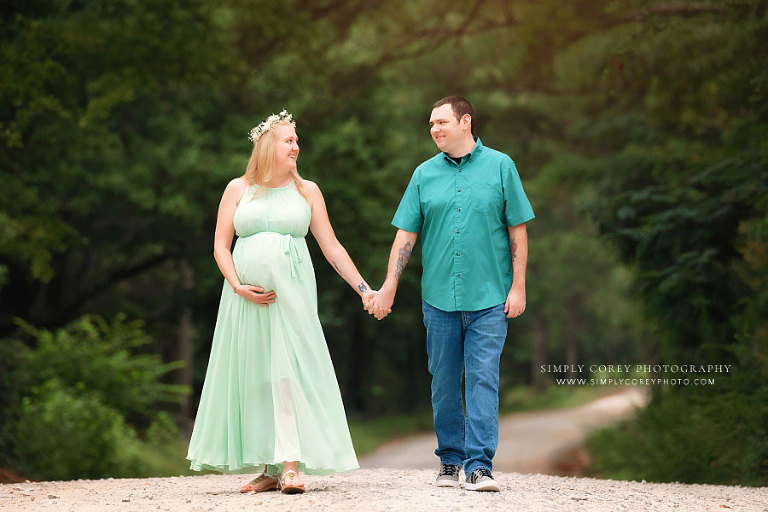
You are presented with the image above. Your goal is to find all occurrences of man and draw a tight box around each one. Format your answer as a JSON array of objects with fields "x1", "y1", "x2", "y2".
[{"x1": 368, "y1": 96, "x2": 534, "y2": 492}]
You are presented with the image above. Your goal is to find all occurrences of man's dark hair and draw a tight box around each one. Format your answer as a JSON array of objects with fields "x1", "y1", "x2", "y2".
[{"x1": 432, "y1": 96, "x2": 475, "y2": 135}]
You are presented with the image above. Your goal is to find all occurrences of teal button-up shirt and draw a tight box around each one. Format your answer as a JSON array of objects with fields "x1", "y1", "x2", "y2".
[{"x1": 392, "y1": 138, "x2": 535, "y2": 312}]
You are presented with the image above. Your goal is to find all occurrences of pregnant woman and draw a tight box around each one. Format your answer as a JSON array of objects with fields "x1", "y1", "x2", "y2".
[{"x1": 187, "y1": 110, "x2": 372, "y2": 494}]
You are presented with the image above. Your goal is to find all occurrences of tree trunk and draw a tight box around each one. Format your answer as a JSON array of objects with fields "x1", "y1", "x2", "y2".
[
  {"x1": 531, "y1": 315, "x2": 548, "y2": 392},
  {"x1": 348, "y1": 313, "x2": 367, "y2": 411},
  {"x1": 566, "y1": 301, "x2": 579, "y2": 380},
  {"x1": 174, "y1": 260, "x2": 195, "y2": 437}
]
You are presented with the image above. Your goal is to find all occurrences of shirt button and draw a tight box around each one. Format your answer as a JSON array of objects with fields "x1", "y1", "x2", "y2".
[
  {"x1": 457, "y1": 188, "x2": 461, "y2": 192},
  {"x1": 456, "y1": 273, "x2": 461, "y2": 277},
  {"x1": 456, "y1": 229, "x2": 460, "y2": 233},
  {"x1": 456, "y1": 251, "x2": 461, "y2": 256},
  {"x1": 456, "y1": 208, "x2": 461, "y2": 212},
  {"x1": 458, "y1": 169, "x2": 462, "y2": 172}
]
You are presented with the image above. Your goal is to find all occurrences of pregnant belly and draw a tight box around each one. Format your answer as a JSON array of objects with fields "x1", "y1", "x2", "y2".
[{"x1": 233, "y1": 232, "x2": 301, "y2": 291}]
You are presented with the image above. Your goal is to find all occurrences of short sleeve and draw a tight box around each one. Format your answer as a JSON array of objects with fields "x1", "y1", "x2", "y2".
[
  {"x1": 391, "y1": 170, "x2": 423, "y2": 233},
  {"x1": 502, "y1": 159, "x2": 535, "y2": 226}
]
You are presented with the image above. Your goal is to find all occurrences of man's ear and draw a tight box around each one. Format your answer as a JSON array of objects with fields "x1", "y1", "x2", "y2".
[{"x1": 461, "y1": 114, "x2": 472, "y2": 131}]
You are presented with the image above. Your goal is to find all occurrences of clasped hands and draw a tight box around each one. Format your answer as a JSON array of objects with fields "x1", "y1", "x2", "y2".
[
  {"x1": 361, "y1": 287, "x2": 394, "y2": 321},
  {"x1": 241, "y1": 284, "x2": 522, "y2": 321}
]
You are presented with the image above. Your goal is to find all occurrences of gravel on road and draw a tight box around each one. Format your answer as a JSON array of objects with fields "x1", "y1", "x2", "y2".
[{"x1": 2, "y1": 469, "x2": 766, "y2": 512}]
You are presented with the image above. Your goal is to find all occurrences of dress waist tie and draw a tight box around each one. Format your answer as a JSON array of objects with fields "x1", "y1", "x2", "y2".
[{"x1": 282, "y1": 234, "x2": 304, "y2": 284}]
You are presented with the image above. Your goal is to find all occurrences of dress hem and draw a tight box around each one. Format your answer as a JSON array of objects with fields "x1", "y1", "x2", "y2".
[{"x1": 186, "y1": 457, "x2": 359, "y2": 476}]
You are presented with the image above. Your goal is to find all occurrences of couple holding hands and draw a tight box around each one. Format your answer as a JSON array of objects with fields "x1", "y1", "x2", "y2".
[{"x1": 186, "y1": 96, "x2": 534, "y2": 494}]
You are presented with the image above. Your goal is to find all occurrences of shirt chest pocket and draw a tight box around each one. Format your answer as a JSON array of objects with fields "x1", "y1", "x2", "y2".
[{"x1": 470, "y1": 181, "x2": 503, "y2": 214}]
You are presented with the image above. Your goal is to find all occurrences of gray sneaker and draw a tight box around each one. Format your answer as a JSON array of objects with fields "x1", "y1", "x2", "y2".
[
  {"x1": 465, "y1": 468, "x2": 500, "y2": 492},
  {"x1": 435, "y1": 464, "x2": 461, "y2": 487}
]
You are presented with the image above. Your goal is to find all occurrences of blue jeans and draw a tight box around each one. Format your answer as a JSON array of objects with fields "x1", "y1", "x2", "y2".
[{"x1": 422, "y1": 300, "x2": 507, "y2": 475}]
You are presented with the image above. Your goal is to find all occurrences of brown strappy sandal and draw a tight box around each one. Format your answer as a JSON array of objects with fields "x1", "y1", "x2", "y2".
[
  {"x1": 277, "y1": 469, "x2": 306, "y2": 494},
  {"x1": 239, "y1": 473, "x2": 278, "y2": 493}
]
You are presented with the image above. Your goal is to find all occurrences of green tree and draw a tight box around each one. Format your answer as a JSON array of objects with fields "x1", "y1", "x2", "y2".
[{"x1": 518, "y1": 0, "x2": 768, "y2": 484}]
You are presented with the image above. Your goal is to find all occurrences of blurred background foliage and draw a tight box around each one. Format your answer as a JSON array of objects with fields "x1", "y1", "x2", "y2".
[{"x1": 1, "y1": 0, "x2": 766, "y2": 484}]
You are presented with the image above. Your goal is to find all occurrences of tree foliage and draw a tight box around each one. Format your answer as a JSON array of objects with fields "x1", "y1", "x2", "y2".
[
  {"x1": 1, "y1": 0, "x2": 765, "y2": 484},
  {"x1": 530, "y1": 0, "x2": 768, "y2": 484}
]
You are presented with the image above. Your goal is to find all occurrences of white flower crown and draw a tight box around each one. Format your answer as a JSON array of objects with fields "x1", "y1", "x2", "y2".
[{"x1": 248, "y1": 109, "x2": 296, "y2": 142}]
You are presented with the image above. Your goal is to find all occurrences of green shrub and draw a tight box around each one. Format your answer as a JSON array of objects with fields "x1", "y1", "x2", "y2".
[
  {"x1": 13, "y1": 381, "x2": 130, "y2": 480},
  {"x1": 4, "y1": 314, "x2": 192, "y2": 481},
  {"x1": 14, "y1": 314, "x2": 186, "y2": 423}
]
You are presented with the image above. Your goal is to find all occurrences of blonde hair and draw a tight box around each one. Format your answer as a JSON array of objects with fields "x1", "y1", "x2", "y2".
[{"x1": 243, "y1": 120, "x2": 308, "y2": 201}]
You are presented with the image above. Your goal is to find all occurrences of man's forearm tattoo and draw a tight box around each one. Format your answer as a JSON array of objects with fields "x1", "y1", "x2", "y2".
[
  {"x1": 332, "y1": 261, "x2": 342, "y2": 275},
  {"x1": 358, "y1": 282, "x2": 368, "y2": 292},
  {"x1": 395, "y1": 241, "x2": 412, "y2": 280},
  {"x1": 510, "y1": 237, "x2": 517, "y2": 264}
]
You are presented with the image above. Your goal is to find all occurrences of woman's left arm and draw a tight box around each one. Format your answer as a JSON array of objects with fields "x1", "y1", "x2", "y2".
[{"x1": 305, "y1": 180, "x2": 375, "y2": 304}]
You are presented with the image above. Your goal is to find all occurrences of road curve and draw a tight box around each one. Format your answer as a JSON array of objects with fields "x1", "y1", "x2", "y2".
[{"x1": 360, "y1": 387, "x2": 649, "y2": 475}]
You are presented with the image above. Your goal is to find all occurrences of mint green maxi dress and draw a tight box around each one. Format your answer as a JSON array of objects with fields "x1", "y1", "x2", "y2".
[{"x1": 187, "y1": 182, "x2": 359, "y2": 476}]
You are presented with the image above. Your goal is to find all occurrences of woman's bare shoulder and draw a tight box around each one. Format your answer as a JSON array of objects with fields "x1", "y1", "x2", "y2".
[
  {"x1": 301, "y1": 178, "x2": 320, "y2": 194},
  {"x1": 223, "y1": 176, "x2": 248, "y2": 199},
  {"x1": 227, "y1": 176, "x2": 248, "y2": 191}
]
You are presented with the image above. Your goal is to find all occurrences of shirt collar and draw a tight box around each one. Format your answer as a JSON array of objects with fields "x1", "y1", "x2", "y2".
[{"x1": 442, "y1": 137, "x2": 484, "y2": 165}]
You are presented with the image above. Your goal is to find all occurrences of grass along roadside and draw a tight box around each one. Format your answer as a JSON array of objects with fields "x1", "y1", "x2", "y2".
[
  {"x1": 500, "y1": 384, "x2": 624, "y2": 415},
  {"x1": 348, "y1": 411, "x2": 434, "y2": 457}
]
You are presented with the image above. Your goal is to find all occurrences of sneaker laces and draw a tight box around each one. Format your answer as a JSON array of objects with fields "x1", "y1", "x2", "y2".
[
  {"x1": 469, "y1": 468, "x2": 493, "y2": 482},
  {"x1": 439, "y1": 464, "x2": 459, "y2": 477}
]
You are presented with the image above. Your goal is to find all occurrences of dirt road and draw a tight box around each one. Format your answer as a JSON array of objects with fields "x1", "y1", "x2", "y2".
[
  {"x1": 2, "y1": 469, "x2": 766, "y2": 511},
  {"x1": 3, "y1": 389, "x2": 766, "y2": 511},
  {"x1": 361, "y1": 387, "x2": 649, "y2": 475}
]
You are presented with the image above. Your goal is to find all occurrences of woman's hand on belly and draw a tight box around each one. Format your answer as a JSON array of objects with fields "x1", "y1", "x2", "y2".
[{"x1": 235, "y1": 285, "x2": 277, "y2": 307}]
